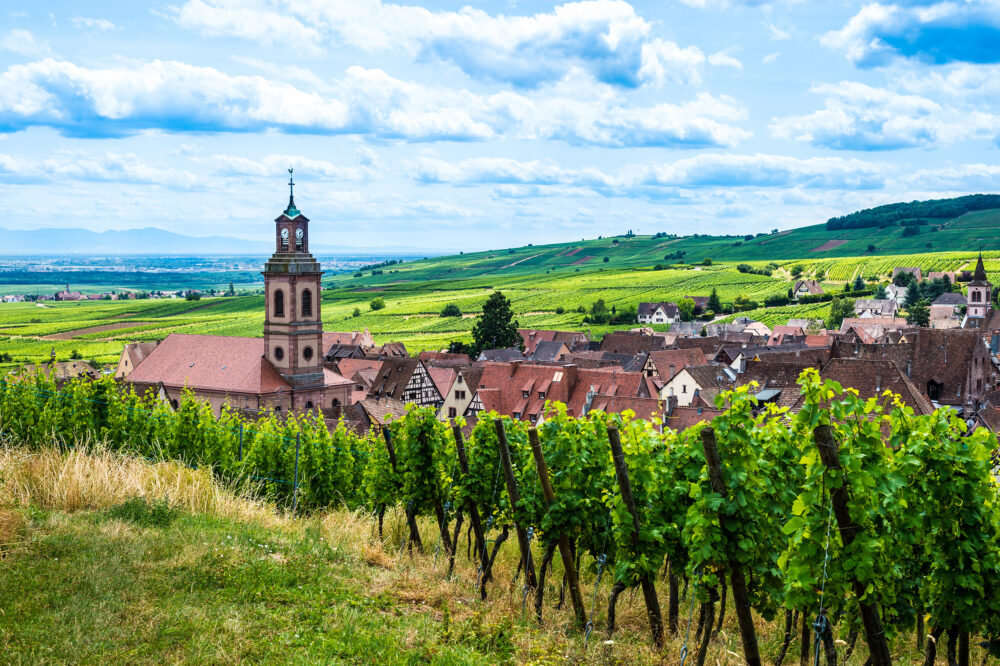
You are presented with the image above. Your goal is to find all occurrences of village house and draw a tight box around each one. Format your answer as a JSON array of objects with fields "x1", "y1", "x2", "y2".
[
  {"x1": 518, "y1": 329, "x2": 589, "y2": 355},
  {"x1": 659, "y1": 364, "x2": 736, "y2": 407},
  {"x1": 642, "y1": 348, "x2": 708, "y2": 380},
  {"x1": 683, "y1": 296, "x2": 711, "y2": 315},
  {"x1": 125, "y1": 173, "x2": 355, "y2": 416},
  {"x1": 114, "y1": 342, "x2": 159, "y2": 379},
  {"x1": 893, "y1": 267, "x2": 922, "y2": 282},
  {"x1": 885, "y1": 284, "x2": 908, "y2": 305},
  {"x1": 930, "y1": 292, "x2": 966, "y2": 323},
  {"x1": 854, "y1": 299, "x2": 898, "y2": 318},
  {"x1": 368, "y1": 357, "x2": 443, "y2": 408},
  {"x1": 438, "y1": 366, "x2": 484, "y2": 420},
  {"x1": 636, "y1": 302, "x2": 680, "y2": 325},
  {"x1": 792, "y1": 279, "x2": 824, "y2": 301}
]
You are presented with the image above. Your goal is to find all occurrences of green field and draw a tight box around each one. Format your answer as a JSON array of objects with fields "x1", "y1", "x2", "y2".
[{"x1": 2, "y1": 240, "x2": 999, "y2": 371}]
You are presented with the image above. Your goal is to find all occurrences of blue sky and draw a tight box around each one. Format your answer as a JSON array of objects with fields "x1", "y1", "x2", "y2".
[{"x1": 2, "y1": 1, "x2": 999, "y2": 251}]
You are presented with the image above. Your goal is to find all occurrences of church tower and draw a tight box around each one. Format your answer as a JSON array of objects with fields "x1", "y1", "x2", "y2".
[
  {"x1": 263, "y1": 169, "x2": 325, "y2": 408},
  {"x1": 967, "y1": 253, "x2": 992, "y2": 320}
]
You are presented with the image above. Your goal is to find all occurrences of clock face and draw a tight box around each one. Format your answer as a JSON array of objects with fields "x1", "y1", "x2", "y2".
[
  {"x1": 295, "y1": 228, "x2": 304, "y2": 241},
  {"x1": 281, "y1": 228, "x2": 289, "y2": 239}
]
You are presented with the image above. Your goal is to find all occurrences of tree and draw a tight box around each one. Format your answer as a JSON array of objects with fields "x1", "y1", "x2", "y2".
[
  {"x1": 70, "y1": 349, "x2": 83, "y2": 360},
  {"x1": 369, "y1": 297, "x2": 386, "y2": 311},
  {"x1": 852, "y1": 274, "x2": 866, "y2": 291},
  {"x1": 707, "y1": 287, "x2": 722, "y2": 313},
  {"x1": 352, "y1": 307, "x2": 361, "y2": 317},
  {"x1": 907, "y1": 301, "x2": 930, "y2": 327},
  {"x1": 874, "y1": 284, "x2": 887, "y2": 299},
  {"x1": 867, "y1": 244, "x2": 876, "y2": 253},
  {"x1": 185, "y1": 291, "x2": 201, "y2": 301},
  {"x1": 904, "y1": 283, "x2": 922, "y2": 308},
  {"x1": 447, "y1": 341, "x2": 471, "y2": 355},
  {"x1": 227, "y1": 281, "x2": 235, "y2": 296},
  {"x1": 440, "y1": 303, "x2": 462, "y2": 318},
  {"x1": 702, "y1": 258, "x2": 713, "y2": 266},
  {"x1": 678, "y1": 298, "x2": 696, "y2": 322},
  {"x1": 590, "y1": 299, "x2": 609, "y2": 324},
  {"x1": 471, "y1": 291, "x2": 522, "y2": 356},
  {"x1": 603, "y1": 256, "x2": 610, "y2": 263},
  {"x1": 825, "y1": 297, "x2": 855, "y2": 329},
  {"x1": 790, "y1": 264, "x2": 804, "y2": 278}
]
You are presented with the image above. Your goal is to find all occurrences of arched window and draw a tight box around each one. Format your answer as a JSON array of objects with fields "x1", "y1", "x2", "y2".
[
  {"x1": 305, "y1": 400, "x2": 313, "y2": 409},
  {"x1": 274, "y1": 346, "x2": 284, "y2": 361},
  {"x1": 301, "y1": 289, "x2": 312, "y2": 317},
  {"x1": 332, "y1": 398, "x2": 341, "y2": 407},
  {"x1": 171, "y1": 399, "x2": 179, "y2": 409},
  {"x1": 303, "y1": 346, "x2": 313, "y2": 361},
  {"x1": 274, "y1": 289, "x2": 284, "y2": 317}
]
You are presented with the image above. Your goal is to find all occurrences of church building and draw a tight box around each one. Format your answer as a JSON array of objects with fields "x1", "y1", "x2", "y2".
[{"x1": 124, "y1": 172, "x2": 354, "y2": 416}]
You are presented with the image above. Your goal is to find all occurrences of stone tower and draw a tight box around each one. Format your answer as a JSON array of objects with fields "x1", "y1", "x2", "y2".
[
  {"x1": 967, "y1": 253, "x2": 992, "y2": 320},
  {"x1": 262, "y1": 169, "x2": 325, "y2": 408}
]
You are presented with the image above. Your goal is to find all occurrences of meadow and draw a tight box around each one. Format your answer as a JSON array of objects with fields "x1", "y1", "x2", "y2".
[{"x1": 1, "y1": 241, "x2": 997, "y2": 371}]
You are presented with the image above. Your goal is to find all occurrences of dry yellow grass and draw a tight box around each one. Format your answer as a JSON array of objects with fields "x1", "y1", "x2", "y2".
[{"x1": 0, "y1": 443, "x2": 284, "y2": 527}]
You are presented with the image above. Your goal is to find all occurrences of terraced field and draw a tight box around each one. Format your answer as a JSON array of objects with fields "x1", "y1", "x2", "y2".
[{"x1": 3, "y1": 243, "x2": 998, "y2": 373}]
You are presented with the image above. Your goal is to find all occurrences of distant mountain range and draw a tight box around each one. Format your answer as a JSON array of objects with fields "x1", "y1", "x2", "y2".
[{"x1": 0, "y1": 227, "x2": 437, "y2": 256}]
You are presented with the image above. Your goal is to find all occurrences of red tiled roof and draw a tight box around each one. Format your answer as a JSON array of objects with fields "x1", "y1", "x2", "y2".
[
  {"x1": 664, "y1": 406, "x2": 723, "y2": 431},
  {"x1": 126, "y1": 333, "x2": 290, "y2": 394},
  {"x1": 428, "y1": 366, "x2": 457, "y2": 397},
  {"x1": 335, "y1": 358, "x2": 383, "y2": 381},
  {"x1": 647, "y1": 349, "x2": 708, "y2": 379}
]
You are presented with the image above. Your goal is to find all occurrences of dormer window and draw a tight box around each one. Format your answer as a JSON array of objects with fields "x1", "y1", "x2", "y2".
[
  {"x1": 538, "y1": 391, "x2": 545, "y2": 399},
  {"x1": 522, "y1": 390, "x2": 530, "y2": 398}
]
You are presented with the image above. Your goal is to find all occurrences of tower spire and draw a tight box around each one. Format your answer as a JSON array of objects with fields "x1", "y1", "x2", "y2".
[{"x1": 284, "y1": 167, "x2": 300, "y2": 217}]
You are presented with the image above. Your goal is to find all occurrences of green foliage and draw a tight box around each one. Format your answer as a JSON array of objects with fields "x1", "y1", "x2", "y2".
[
  {"x1": 825, "y1": 297, "x2": 855, "y2": 329},
  {"x1": 707, "y1": 288, "x2": 722, "y2": 313},
  {"x1": 440, "y1": 303, "x2": 462, "y2": 318},
  {"x1": 906, "y1": 301, "x2": 930, "y2": 327},
  {"x1": 369, "y1": 297, "x2": 386, "y2": 311},
  {"x1": 827, "y1": 194, "x2": 1000, "y2": 230},
  {"x1": 677, "y1": 298, "x2": 695, "y2": 322},
  {"x1": 104, "y1": 497, "x2": 178, "y2": 527},
  {"x1": 470, "y1": 291, "x2": 521, "y2": 356}
]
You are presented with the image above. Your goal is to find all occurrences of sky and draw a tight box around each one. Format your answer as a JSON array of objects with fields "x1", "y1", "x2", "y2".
[{"x1": 2, "y1": 1, "x2": 1000, "y2": 251}]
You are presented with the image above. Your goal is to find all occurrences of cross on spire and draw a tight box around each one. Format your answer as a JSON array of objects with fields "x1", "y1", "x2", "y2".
[{"x1": 283, "y1": 167, "x2": 301, "y2": 217}]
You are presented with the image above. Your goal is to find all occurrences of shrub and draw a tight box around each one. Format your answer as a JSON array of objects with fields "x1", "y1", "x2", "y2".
[
  {"x1": 603, "y1": 257, "x2": 610, "y2": 263},
  {"x1": 702, "y1": 258, "x2": 712, "y2": 266},
  {"x1": 369, "y1": 297, "x2": 386, "y2": 311},
  {"x1": 352, "y1": 307, "x2": 361, "y2": 317},
  {"x1": 70, "y1": 349, "x2": 83, "y2": 360},
  {"x1": 353, "y1": 271, "x2": 363, "y2": 277},
  {"x1": 440, "y1": 303, "x2": 462, "y2": 318},
  {"x1": 555, "y1": 306, "x2": 565, "y2": 314}
]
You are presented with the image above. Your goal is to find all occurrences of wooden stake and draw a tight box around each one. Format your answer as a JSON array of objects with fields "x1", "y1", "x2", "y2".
[
  {"x1": 382, "y1": 427, "x2": 423, "y2": 553},
  {"x1": 452, "y1": 421, "x2": 488, "y2": 575},
  {"x1": 528, "y1": 427, "x2": 587, "y2": 628},
  {"x1": 814, "y1": 424, "x2": 893, "y2": 666},
  {"x1": 493, "y1": 418, "x2": 537, "y2": 590},
  {"x1": 700, "y1": 427, "x2": 762, "y2": 666},
  {"x1": 607, "y1": 425, "x2": 664, "y2": 648}
]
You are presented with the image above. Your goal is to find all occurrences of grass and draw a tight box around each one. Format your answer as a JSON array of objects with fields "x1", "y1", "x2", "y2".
[{"x1": 0, "y1": 444, "x2": 987, "y2": 664}]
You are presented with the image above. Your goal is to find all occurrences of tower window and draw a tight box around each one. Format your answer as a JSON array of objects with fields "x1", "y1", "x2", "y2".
[
  {"x1": 303, "y1": 346, "x2": 313, "y2": 361},
  {"x1": 274, "y1": 289, "x2": 284, "y2": 317},
  {"x1": 302, "y1": 289, "x2": 312, "y2": 317},
  {"x1": 274, "y1": 346, "x2": 284, "y2": 361},
  {"x1": 295, "y1": 227, "x2": 304, "y2": 252}
]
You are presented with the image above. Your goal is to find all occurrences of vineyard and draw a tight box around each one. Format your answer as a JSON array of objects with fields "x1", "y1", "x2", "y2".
[{"x1": 2, "y1": 368, "x2": 999, "y2": 665}]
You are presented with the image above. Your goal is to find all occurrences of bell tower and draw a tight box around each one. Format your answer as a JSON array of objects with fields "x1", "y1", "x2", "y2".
[
  {"x1": 967, "y1": 253, "x2": 992, "y2": 320},
  {"x1": 263, "y1": 169, "x2": 325, "y2": 404}
]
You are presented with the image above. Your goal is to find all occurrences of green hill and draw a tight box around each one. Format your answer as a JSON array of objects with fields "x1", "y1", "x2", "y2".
[{"x1": 327, "y1": 198, "x2": 1000, "y2": 289}]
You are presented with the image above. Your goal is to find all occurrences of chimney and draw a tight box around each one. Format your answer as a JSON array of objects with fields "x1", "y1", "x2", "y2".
[{"x1": 509, "y1": 360, "x2": 521, "y2": 377}]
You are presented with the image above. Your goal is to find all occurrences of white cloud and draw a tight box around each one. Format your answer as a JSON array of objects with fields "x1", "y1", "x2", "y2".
[
  {"x1": 170, "y1": 0, "x2": 705, "y2": 88},
  {"x1": 823, "y1": 1, "x2": 1000, "y2": 68},
  {"x1": 907, "y1": 163, "x2": 1000, "y2": 190},
  {"x1": 70, "y1": 17, "x2": 118, "y2": 31},
  {"x1": 0, "y1": 29, "x2": 52, "y2": 57},
  {"x1": 708, "y1": 51, "x2": 743, "y2": 70},
  {"x1": 0, "y1": 58, "x2": 750, "y2": 147},
  {"x1": 762, "y1": 52, "x2": 781, "y2": 64},
  {"x1": 172, "y1": 0, "x2": 323, "y2": 55},
  {"x1": 0, "y1": 150, "x2": 197, "y2": 187},
  {"x1": 408, "y1": 153, "x2": 889, "y2": 192},
  {"x1": 770, "y1": 81, "x2": 1000, "y2": 150},
  {"x1": 765, "y1": 22, "x2": 790, "y2": 40},
  {"x1": 204, "y1": 153, "x2": 373, "y2": 181}
]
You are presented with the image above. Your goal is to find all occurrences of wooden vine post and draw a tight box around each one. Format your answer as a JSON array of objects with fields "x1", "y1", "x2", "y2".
[
  {"x1": 528, "y1": 427, "x2": 587, "y2": 628},
  {"x1": 382, "y1": 426, "x2": 423, "y2": 552},
  {"x1": 814, "y1": 424, "x2": 893, "y2": 666},
  {"x1": 607, "y1": 425, "x2": 664, "y2": 648},
  {"x1": 452, "y1": 421, "x2": 488, "y2": 574},
  {"x1": 700, "y1": 427, "x2": 762, "y2": 666},
  {"x1": 493, "y1": 418, "x2": 537, "y2": 590}
]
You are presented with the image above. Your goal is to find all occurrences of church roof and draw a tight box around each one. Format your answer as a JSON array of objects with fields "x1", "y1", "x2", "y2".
[
  {"x1": 970, "y1": 253, "x2": 989, "y2": 286},
  {"x1": 126, "y1": 333, "x2": 291, "y2": 394}
]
